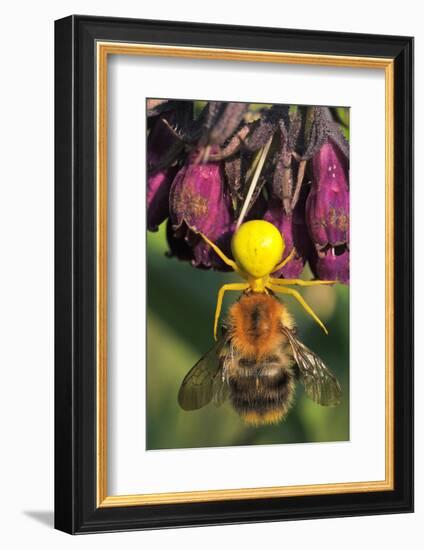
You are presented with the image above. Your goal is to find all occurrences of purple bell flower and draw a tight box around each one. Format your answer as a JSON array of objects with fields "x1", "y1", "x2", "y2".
[
  {"x1": 169, "y1": 150, "x2": 233, "y2": 269},
  {"x1": 306, "y1": 142, "x2": 349, "y2": 282}
]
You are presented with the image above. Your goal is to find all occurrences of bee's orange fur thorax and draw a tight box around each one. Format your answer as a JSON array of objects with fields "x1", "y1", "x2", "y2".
[{"x1": 228, "y1": 293, "x2": 294, "y2": 358}]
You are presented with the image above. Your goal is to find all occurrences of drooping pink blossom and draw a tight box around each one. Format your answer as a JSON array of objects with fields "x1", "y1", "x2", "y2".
[{"x1": 306, "y1": 142, "x2": 349, "y2": 282}]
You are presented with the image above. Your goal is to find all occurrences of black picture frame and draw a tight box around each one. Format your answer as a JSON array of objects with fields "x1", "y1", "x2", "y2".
[{"x1": 55, "y1": 15, "x2": 414, "y2": 534}]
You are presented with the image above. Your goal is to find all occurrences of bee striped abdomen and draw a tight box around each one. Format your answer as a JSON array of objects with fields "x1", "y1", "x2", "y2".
[{"x1": 228, "y1": 352, "x2": 296, "y2": 425}]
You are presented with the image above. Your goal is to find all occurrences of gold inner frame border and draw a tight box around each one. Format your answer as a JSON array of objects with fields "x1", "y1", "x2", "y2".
[{"x1": 96, "y1": 42, "x2": 394, "y2": 508}]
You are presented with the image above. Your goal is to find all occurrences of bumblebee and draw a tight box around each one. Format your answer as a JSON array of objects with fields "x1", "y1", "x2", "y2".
[
  {"x1": 178, "y1": 292, "x2": 341, "y2": 425},
  {"x1": 178, "y1": 219, "x2": 341, "y2": 425}
]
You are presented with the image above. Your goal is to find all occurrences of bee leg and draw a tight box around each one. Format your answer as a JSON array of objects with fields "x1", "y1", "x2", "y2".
[
  {"x1": 214, "y1": 283, "x2": 249, "y2": 340},
  {"x1": 269, "y1": 277, "x2": 336, "y2": 286},
  {"x1": 268, "y1": 284, "x2": 328, "y2": 335},
  {"x1": 272, "y1": 248, "x2": 296, "y2": 273},
  {"x1": 199, "y1": 233, "x2": 240, "y2": 273}
]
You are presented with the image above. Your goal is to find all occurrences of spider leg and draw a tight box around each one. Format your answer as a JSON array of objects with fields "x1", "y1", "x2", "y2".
[
  {"x1": 269, "y1": 277, "x2": 336, "y2": 287},
  {"x1": 199, "y1": 233, "x2": 240, "y2": 272},
  {"x1": 268, "y1": 284, "x2": 328, "y2": 335},
  {"x1": 272, "y1": 248, "x2": 296, "y2": 272},
  {"x1": 214, "y1": 283, "x2": 249, "y2": 340}
]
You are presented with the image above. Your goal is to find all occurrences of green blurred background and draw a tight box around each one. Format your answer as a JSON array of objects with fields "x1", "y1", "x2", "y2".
[{"x1": 146, "y1": 224, "x2": 349, "y2": 450}]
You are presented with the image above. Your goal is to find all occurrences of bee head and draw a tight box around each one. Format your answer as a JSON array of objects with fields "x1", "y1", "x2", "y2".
[{"x1": 231, "y1": 220, "x2": 285, "y2": 279}]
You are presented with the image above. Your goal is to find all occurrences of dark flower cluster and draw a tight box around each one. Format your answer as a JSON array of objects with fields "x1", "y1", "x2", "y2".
[{"x1": 147, "y1": 99, "x2": 349, "y2": 283}]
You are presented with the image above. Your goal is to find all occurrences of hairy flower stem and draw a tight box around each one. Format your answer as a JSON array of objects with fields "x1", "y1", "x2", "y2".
[{"x1": 236, "y1": 136, "x2": 273, "y2": 230}]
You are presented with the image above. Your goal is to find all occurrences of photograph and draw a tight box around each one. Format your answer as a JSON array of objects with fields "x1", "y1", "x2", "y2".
[{"x1": 146, "y1": 99, "x2": 350, "y2": 450}]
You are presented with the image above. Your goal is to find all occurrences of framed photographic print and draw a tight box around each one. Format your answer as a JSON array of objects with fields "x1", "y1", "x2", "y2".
[{"x1": 54, "y1": 15, "x2": 414, "y2": 534}]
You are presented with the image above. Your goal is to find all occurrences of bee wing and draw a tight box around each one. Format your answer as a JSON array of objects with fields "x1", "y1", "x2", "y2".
[
  {"x1": 212, "y1": 373, "x2": 230, "y2": 407},
  {"x1": 283, "y1": 328, "x2": 342, "y2": 406},
  {"x1": 178, "y1": 337, "x2": 229, "y2": 411}
]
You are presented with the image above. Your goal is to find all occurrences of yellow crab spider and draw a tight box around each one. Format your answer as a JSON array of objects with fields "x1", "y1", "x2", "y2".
[{"x1": 200, "y1": 220, "x2": 336, "y2": 340}]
